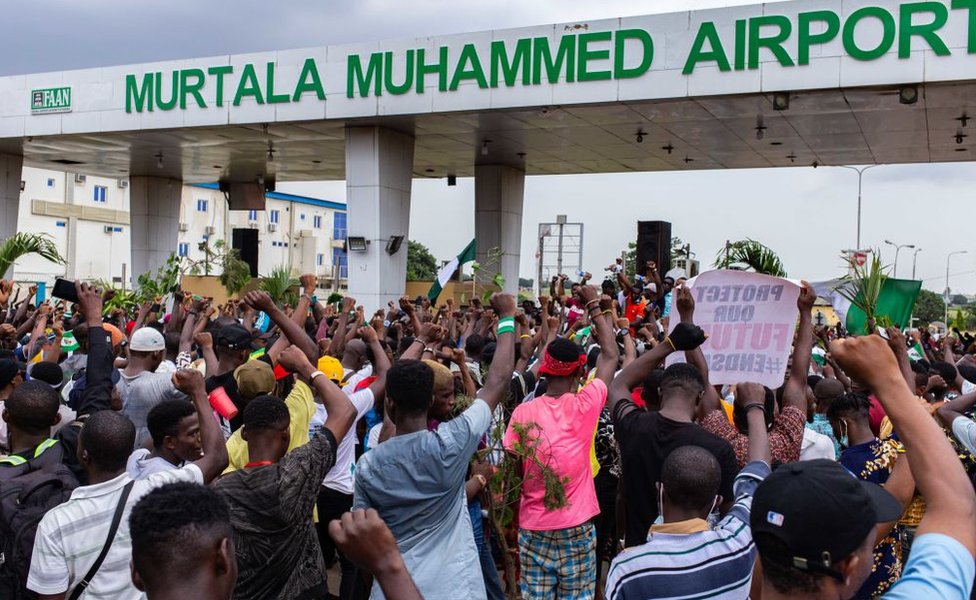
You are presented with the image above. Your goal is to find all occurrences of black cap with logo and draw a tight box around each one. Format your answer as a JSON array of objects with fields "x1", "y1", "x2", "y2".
[
  {"x1": 215, "y1": 324, "x2": 254, "y2": 351},
  {"x1": 751, "y1": 459, "x2": 903, "y2": 580}
]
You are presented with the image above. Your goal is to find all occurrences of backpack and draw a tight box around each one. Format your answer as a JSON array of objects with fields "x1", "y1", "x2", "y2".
[{"x1": 0, "y1": 440, "x2": 78, "y2": 600}]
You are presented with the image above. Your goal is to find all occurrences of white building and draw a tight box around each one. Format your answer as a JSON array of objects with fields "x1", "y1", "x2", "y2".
[{"x1": 13, "y1": 166, "x2": 348, "y2": 295}]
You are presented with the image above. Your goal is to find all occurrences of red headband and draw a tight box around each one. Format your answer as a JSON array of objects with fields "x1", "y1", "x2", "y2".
[{"x1": 539, "y1": 351, "x2": 586, "y2": 377}]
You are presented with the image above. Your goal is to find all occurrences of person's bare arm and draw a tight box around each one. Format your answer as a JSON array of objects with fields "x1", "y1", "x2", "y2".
[
  {"x1": 478, "y1": 294, "x2": 516, "y2": 412},
  {"x1": 737, "y1": 383, "x2": 772, "y2": 465},
  {"x1": 875, "y1": 450, "x2": 916, "y2": 543},
  {"x1": 173, "y1": 369, "x2": 229, "y2": 483},
  {"x1": 329, "y1": 509, "x2": 423, "y2": 600},
  {"x1": 937, "y1": 391, "x2": 976, "y2": 429},
  {"x1": 194, "y1": 332, "x2": 218, "y2": 375},
  {"x1": 886, "y1": 326, "x2": 916, "y2": 392},
  {"x1": 944, "y1": 336, "x2": 968, "y2": 391},
  {"x1": 832, "y1": 335, "x2": 976, "y2": 555},
  {"x1": 358, "y1": 325, "x2": 390, "y2": 401},
  {"x1": 781, "y1": 283, "x2": 815, "y2": 412},
  {"x1": 279, "y1": 345, "x2": 356, "y2": 442},
  {"x1": 619, "y1": 319, "x2": 637, "y2": 369},
  {"x1": 579, "y1": 286, "x2": 618, "y2": 385},
  {"x1": 328, "y1": 296, "x2": 355, "y2": 357},
  {"x1": 179, "y1": 297, "x2": 206, "y2": 354},
  {"x1": 131, "y1": 300, "x2": 151, "y2": 335}
]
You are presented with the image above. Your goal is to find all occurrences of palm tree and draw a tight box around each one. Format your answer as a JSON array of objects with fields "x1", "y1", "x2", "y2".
[
  {"x1": 714, "y1": 239, "x2": 787, "y2": 277},
  {"x1": 259, "y1": 265, "x2": 299, "y2": 307},
  {"x1": 0, "y1": 233, "x2": 66, "y2": 278}
]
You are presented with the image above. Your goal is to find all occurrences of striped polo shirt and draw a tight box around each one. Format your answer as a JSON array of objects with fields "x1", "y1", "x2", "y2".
[
  {"x1": 606, "y1": 461, "x2": 770, "y2": 600},
  {"x1": 28, "y1": 465, "x2": 203, "y2": 599}
]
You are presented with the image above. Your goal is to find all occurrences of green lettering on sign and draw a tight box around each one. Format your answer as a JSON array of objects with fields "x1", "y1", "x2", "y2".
[
  {"x1": 416, "y1": 46, "x2": 449, "y2": 93},
  {"x1": 532, "y1": 35, "x2": 577, "y2": 84},
  {"x1": 233, "y1": 63, "x2": 264, "y2": 105},
  {"x1": 749, "y1": 15, "x2": 795, "y2": 68},
  {"x1": 207, "y1": 66, "x2": 233, "y2": 107},
  {"x1": 490, "y1": 39, "x2": 532, "y2": 87},
  {"x1": 843, "y1": 7, "x2": 896, "y2": 60},
  {"x1": 952, "y1": 0, "x2": 976, "y2": 53},
  {"x1": 125, "y1": 74, "x2": 153, "y2": 113},
  {"x1": 899, "y1": 1, "x2": 951, "y2": 58},
  {"x1": 154, "y1": 71, "x2": 178, "y2": 111},
  {"x1": 265, "y1": 62, "x2": 291, "y2": 104},
  {"x1": 347, "y1": 54, "x2": 383, "y2": 98},
  {"x1": 293, "y1": 58, "x2": 326, "y2": 101},
  {"x1": 684, "y1": 22, "x2": 731, "y2": 74},
  {"x1": 385, "y1": 50, "x2": 415, "y2": 95},
  {"x1": 180, "y1": 69, "x2": 206, "y2": 110},
  {"x1": 613, "y1": 29, "x2": 653, "y2": 78},
  {"x1": 450, "y1": 44, "x2": 489, "y2": 90},
  {"x1": 797, "y1": 10, "x2": 841, "y2": 65},
  {"x1": 578, "y1": 31, "x2": 613, "y2": 81}
]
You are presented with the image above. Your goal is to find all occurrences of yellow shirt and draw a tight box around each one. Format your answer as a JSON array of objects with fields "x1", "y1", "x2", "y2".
[{"x1": 223, "y1": 380, "x2": 316, "y2": 474}]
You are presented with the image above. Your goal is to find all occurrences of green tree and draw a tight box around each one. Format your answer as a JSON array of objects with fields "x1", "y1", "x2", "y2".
[
  {"x1": 406, "y1": 240, "x2": 438, "y2": 281},
  {"x1": 621, "y1": 236, "x2": 685, "y2": 280},
  {"x1": 914, "y1": 289, "x2": 946, "y2": 326},
  {"x1": 714, "y1": 239, "x2": 787, "y2": 277},
  {"x1": 953, "y1": 308, "x2": 969, "y2": 331},
  {"x1": 0, "y1": 233, "x2": 66, "y2": 278},
  {"x1": 951, "y1": 294, "x2": 969, "y2": 306}
]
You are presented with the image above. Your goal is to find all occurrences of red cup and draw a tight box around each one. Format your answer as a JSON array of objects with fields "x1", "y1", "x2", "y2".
[{"x1": 208, "y1": 386, "x2": 238, "y2": 420}]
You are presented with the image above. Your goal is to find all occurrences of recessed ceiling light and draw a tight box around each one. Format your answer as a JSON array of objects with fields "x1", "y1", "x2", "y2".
[
  {"x1": 955, "y1": 147, "x2": 968, "y2": 152},
  {"x1": 770, "y1": 141, "x2": 783, "y2": 146}
]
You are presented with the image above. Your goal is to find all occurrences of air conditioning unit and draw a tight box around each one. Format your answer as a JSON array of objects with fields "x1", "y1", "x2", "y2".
[
  {"x1": 117, "y1": 179, "x2": 129, "y2": 189},
  {"x1": 247, "y1": 220, "x2": 258, "y2": 228},
  {"x1": 204, "y1": 226, "x2": 216, "y2": 235},
  {"x1": 74, "y1": 174, "x2": 86, "y2": 184},
  {"x1": 179, "y1": 222, "x2": 189, "y2": 232},
  {"x1": 299, "y1": 229, "x2": 314, "y2": 238},
  {"x1": 19, "y1": 180, "x2": 25, "y2": 192},
  {"x1": 267, "y1": 223, "x2": 278, "y2": 233},
  {"x1": 103, "y1": 225, "x2": 114, "y2": 234}
]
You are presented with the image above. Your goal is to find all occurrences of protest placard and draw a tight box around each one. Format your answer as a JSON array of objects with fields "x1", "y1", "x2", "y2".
[{"x1": 667, "y1": 270, "x2": 801, "y2": 388}]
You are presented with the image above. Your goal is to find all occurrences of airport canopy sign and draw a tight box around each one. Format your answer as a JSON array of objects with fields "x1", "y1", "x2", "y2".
[{"x1": 9, "y1": 0, "x2": 976, "y2": 136}]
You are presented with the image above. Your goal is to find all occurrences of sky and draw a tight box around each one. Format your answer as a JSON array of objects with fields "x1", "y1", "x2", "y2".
[{"x1": 5, "y1": 0, "x2": 976, "y2": 294}]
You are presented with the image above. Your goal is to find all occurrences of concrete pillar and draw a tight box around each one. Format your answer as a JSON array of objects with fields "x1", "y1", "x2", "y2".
[
  {"x1": 344, "y1": 126, "x2": 414, "y2": 311},
  {"x1": 474, "y1": 164, "x2": 525, "y2": 295},
  {"x1": 0, "y1": 154, "x2": 24, "y2": 274},
  {"x1": 129, "y1": 176, "x2": 182, "y2": 283}
]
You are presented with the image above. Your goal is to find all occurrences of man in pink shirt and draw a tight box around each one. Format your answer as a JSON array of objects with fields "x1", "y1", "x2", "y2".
[{"x1": 504, "y1": 285, "x2": 619, "y2": 600}]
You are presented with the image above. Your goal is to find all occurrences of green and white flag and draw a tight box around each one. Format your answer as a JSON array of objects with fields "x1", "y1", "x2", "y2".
[
  {"x1": 812, "y1": 278, "x2": 922, "y2": 334},
  {"x1": 428, "y1": 239, "x2": 476, "y2": 302}
]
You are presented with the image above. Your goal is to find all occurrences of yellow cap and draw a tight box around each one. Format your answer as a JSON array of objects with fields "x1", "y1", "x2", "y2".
[{"x1": 317, "y1": 355, "x2": 344, "y2": 383}]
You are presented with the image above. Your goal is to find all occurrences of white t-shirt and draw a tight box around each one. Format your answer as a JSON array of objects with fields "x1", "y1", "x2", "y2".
[
  {"x1": 315, "y1": 385, "x2": 375, "y2": 495},
  {"x1": 28, "y1": 465, "x2": 203, "y2": 599},
  {"x1": 126, "y1": 448, "x2": 182, "y2": 480},
  {"x1": 799, "y1": 427, "x2": 836, "y2": 462}
]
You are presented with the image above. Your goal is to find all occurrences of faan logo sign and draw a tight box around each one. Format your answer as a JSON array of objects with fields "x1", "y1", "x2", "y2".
[{"x1": 31, "y1": 87, "x2": 72, "y2": 114}]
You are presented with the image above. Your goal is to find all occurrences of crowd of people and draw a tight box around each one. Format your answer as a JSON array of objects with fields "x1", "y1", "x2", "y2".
[{"x1": 0, "y1": 257, "x2": 975, "y2": 600}]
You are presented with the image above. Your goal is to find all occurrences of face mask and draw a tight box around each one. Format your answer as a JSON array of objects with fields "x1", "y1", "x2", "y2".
[
  {"x1": 705, "y1": 496, "x2": 721, "y2": 528},
  {"x1": 838, "y1": 420, "x2": 849, "y2": 449},
  {"x1": 653, "y1": 484, "x2": 665, "y2": 525}
]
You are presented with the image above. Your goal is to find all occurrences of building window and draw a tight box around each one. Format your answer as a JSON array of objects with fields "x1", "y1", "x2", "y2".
[
  {"x1": 333, "y1": 212, "x2": 347, "y2": 240},
  {"x1": 47, "y1": 178, "x2": 55, "y2": 188},
  {"x1": 93, "y1": 185, "x2": 107, "y2": 203},
  {"x1": 317, "y1": 253, "x2": 324, "y2": 266},
  {"x1": 248, "y1": 209, "x2": 258, "y2": 221},
  {"x1": 55, "y1": 221, "x2": 66, "y2": 228},
  {"x1": 178, "y1": 242, "x2": 189, "y2": 257},
  {"x1": 332, "y1": 247, "x2": 348, "y2": 279},
  {"x1": 313, "y1": 215, "x2": 322, "y2": 229},
  {"x1": 270, "y1": 210, "x2": 280, "y2": 224},
  {"x1": 300, "y1": 213, "x2": 306, "y2": 221},
  {"x1": 196, "y1": 199, "x2": 208, "y2": 212},
  {"x1": 113, "y1": 227, "x2": 123, "y2": 233}
]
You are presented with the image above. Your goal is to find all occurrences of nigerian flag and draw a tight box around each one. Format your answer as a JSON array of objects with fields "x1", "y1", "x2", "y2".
[
  {"x1": 428, "y1": 239, "x2": 476, "y2": 302},
  {"x1": 813, "y1": 278, "x2": 922, "y2": 334}
]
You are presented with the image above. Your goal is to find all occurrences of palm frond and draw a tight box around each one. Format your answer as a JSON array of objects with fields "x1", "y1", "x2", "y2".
[
  {"x1": 0, "y1": 233, "x2": 66, "y2": 277},
  {"x1": 836, "y1": 251, "x2": 889, "y2": 333},
  {"x1": 260, "y1": 265, "x2": 299, "y2": 306},
  {"x1": 713, "y1": 239, "x2": 787, "y2": 277}
]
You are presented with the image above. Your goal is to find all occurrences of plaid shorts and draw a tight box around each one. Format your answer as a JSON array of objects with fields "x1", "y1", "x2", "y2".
[{"x1": 518, "y1": 523, "x2": 596, "y2": 599}]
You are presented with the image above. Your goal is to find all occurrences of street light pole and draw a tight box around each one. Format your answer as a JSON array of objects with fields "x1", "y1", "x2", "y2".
[
  {"x1": 911, "y1": 247, "x2": 922, "y2": 280},
  {"x1": 837, "y1": 165, "x2": 881, "y2": 250},
  {"x1": 884, "y1": 240, "x2": 915, "y2": 278},
  {"x1": 945, "y1": 250, "x2": 968, "y2": 326}
]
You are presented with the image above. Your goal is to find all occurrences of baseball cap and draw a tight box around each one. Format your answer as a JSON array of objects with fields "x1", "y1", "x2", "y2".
[
  {"x1": 751, "y1": 459, "x2": 903, "y2": 580},
  {"x1": 101, "y1": 323, "x2": 125, "y2": 348},
  {"x1": 234, "y1": 360, "x2": 276, "y2": 398},
  {"x1": 317, "y1": 355, "x2": 343, "y2": 383},
  {"x1": 215, "y1": 324, "x2": 253, "y2": 351},
  {"x1": 129, "y1": 327, "x2": 166, "y2": 352}
]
